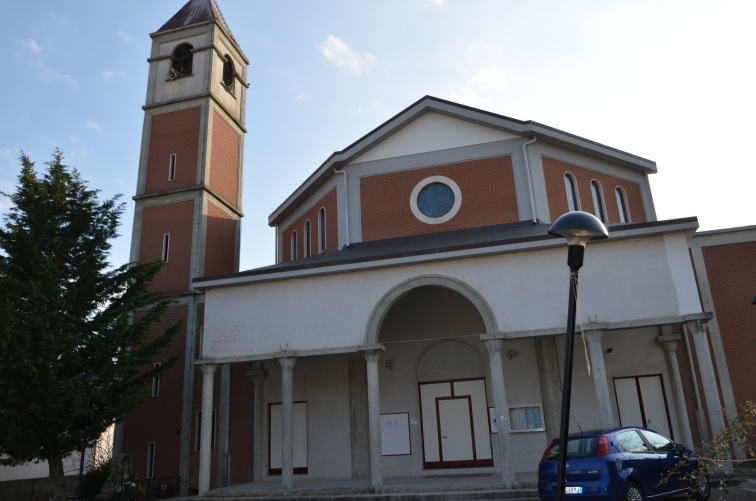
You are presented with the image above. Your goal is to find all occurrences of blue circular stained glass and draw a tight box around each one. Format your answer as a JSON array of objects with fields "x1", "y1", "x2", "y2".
[{"x1": 417, "y1": 182, "x2": 455, "y2": 218}]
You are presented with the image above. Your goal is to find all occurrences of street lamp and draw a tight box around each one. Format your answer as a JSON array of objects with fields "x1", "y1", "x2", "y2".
[
  {"x1": 548, "y1": 211, "x2": 608, "y2": 501},
  {"x1": 78, "y1": 371, "x2": 101, "y2": 501}
]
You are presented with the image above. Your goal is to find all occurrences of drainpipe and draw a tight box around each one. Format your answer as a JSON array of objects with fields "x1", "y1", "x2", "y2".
[
  {"x1": 522, "y1": 137, "x2": 538, "y2": 223},
  {"x1": 334, "y1": 167, "x2": 351, "y2": 247}
]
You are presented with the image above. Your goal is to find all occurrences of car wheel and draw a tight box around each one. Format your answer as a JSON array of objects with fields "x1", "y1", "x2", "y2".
[
  {"x1": 621, "y1": 482, "x2": 644, "y2": 501},
  {"x1": 694, "y1": 474, "x2": 710, "y2": 501}
]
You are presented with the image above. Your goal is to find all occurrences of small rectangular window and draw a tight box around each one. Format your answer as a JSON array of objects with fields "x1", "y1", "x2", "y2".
[
  {"x1": 162, "y1": 233, "x2": 170, "y2": 262},
  {"x1": 509, "y1": 405, "x2": 544, "y2": 432},
  {"x1": 168, "y1": 154, "x2": 177, "y2": 181},
  {"x1": 146, "y1": 442, "x2": 156, "y2": 479},
  {"x1": 151, "y1": 363, "x2": 161, "y2": 397},
  {"x1": 195, "y1": 409, "x2": 216, "y2": 452}
]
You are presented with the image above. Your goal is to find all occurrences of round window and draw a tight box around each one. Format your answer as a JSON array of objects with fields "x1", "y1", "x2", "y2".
[{"x1": 410, "y1": 176, "x2": 462, "y2": 224}]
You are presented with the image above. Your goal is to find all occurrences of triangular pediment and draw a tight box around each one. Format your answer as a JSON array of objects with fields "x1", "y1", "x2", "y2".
[{"x1": 350, "y1": 111, "x2": 520, "y2": 165}]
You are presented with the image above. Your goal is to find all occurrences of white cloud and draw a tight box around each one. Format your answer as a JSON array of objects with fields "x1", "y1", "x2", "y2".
[
  {"x1": 470, "y1": 64, "x2": 511, "y2": 89},
  {"x1": 24, "y1": 39, "x2": 43, "y2": 56},
  {"x1": 430, "y1": 0, "x2": 445, "y2": 6},
  {"x1": 22, "y1": 39, "x2": 78, "y2": 87},
  {"x1": 320, "y1": 35, "x2": 376, "y2": 76},
  {"x1": 84, "y1": 121, "x2": 103, "y2": 132},
  {"x1": 118, "y1": 31, "x2": 132, "y2": 43},
  {"x1": 447, "y1": 64, "x2": 512, "y2": 112},
  {"x1": 101, "y1": 70, "x2": 125, "y2": 81},
  {"x1": 296, "y1": 92, "x2": 311, "y2": 102}
]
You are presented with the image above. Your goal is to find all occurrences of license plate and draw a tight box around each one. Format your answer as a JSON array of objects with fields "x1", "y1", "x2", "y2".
[{"x1": 565, "y1": 486, "x2": 583, "y2": 494}]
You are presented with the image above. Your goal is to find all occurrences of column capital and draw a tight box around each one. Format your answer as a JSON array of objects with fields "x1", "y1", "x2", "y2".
[
  {"x1": 278, "y1": 356, "x2": 297, "y2": 370},
  {"x1": 657, "y1": 333, "x2": 681, "y2": 352},
  {"x1": 200, "y1": 363, "x2": 217, "y2": 376},
  {"x1": 482, "y1": 338, "x2": 504, "y2": 356},
  {"x1": 685, "y1": 319, "x2": 708, "y2": 334},
  {"x1": 362, "y1": 349, "x2": 382, "y2": 364},
  {"x1": 583, "y1": 329, "x2": 604, "y2": 344}
]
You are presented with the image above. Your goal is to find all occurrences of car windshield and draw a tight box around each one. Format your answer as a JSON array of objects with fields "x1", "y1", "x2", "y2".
[{"x1": 545, "y1": 436, "x2": 599, "y2": 459}]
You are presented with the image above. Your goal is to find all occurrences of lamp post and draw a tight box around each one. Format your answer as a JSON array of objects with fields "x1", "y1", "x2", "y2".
[
  {"x1": 548, "y1": 211, "x2": 608, "y2": 501},
  {"x1": 78, "y1": 371, "x2": 101, "y2": 501}
]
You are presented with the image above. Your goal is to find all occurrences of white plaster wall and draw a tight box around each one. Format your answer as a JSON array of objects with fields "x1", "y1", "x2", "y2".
[
  {"x1": 202, "y1": 233, "x2": 702, "y2": 360},
  {"x1": 351, "y1": 112, "x2": 520, "y2": 164},
  {"x1": 261, "y1": 355, "x2": 353, "y2": 480}
]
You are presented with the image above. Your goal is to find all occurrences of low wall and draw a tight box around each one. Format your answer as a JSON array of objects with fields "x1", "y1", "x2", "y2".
[{"x1": 0, "y1": 475, "x2": 78, "y2": 501}]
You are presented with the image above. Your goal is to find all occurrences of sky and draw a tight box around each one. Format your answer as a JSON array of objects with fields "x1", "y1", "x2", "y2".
[{"x1": 1, "y1": 0, "x2": 755, "y2": 271}]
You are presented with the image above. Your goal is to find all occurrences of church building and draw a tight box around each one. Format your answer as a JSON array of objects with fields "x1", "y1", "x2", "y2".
[{"x1": 119, "y1": 0, "x2": 756, "y2": 497}]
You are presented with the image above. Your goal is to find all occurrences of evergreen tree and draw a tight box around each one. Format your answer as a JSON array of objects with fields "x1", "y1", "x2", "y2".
[{"x1": 0, "y1": 150, "x2": 178, "y2": 501}]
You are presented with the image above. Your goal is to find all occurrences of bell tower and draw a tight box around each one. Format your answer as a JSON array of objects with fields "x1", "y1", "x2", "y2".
[{"x1": 120, "y1": 0, "x2": 248, "y2": 494}]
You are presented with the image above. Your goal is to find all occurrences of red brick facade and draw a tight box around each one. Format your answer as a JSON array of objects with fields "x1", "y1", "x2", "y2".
[
  {"x1": 122, "y1": 305, "x2": 188, "y2": 480},
  {"x1": 139, "y1": 200, "x2": 195, "y2": 294},
  {"x1": 282, "y1": 188, "x2": 338, "y2": 262},
  {"x1": 360, "y1": 155, "x2": 518, "y2": 242},
  {"x1": 146, "y1": 107, "x2": 201, "y2": 193},
  {"x1": 204, "y1": 202, "x2": 238, "y2": 278},
  {"x1": 700, "y1": 241, "x2": 756, "y2": 410},
  {"x1": 542, "y1": 156, "x2": 646, "y2": 224},
  {"x1": 209, "y1": 110, "x2": 241, "y2": 206}
]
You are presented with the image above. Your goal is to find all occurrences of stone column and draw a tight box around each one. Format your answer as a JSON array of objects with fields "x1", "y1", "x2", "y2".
[
  {"x1": 278, "y1": 357, "x2": 297, "y2": 490},
  {"x1": 535, "y1": 336, "x2": 563, "y2": 442},
  {"x1": 198, "y1": 363, "x2": 217, "y2": 497},
  {"x1": 363, "y1": 349, "x2": 384, "y2": 489},
  {"x1": 483, "y1": 339, "x2": 514, "y2": 488},
  {"x1": 249, "y1": 362, "x2": 266, "y2": 483},
  {"x1": 584, "y1": 330, "x2": 614, "y2": 429},
  {"x1": 217, "y1": 364, "x2": 231, "y2": 487},
  {"x1": 687, "y1": 320, "x2": 732, "y2": 473},
  {"x1": 657, "y1": 330, "x2": 694, "y2": 447}
]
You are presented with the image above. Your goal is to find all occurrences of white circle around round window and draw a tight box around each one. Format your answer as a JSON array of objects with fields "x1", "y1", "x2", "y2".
[{"x1": 410, "y1": 176, "x2": 462, "y2": 224}]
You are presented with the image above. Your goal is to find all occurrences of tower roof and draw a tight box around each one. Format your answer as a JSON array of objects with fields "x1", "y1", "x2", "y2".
[{"x1": 156, "y1": 0, "x2": 240, "y2": 48}]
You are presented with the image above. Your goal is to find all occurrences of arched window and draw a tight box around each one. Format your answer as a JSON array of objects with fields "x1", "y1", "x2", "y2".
[
  {"x1": 615, "y1": 187, "x2": 630, "y2": 223},
  {"x1": 170, "y1": 43, "x2": 193, "y2": 77},
  {"x1": 591, "y1": 181, "x2": 606, "y2": 222},
  {"x1": 564, "y1": 173, "x2": 579, "y2": 212},
  {"x1": 304, "y1": 220, "x2": 311, "y2": 258},
  {"x1": 290, "y1": 231, "x2": 298, "y2": 261},
  {"x1": 222, "y1": 55, "x2": 235, "y2": 90},
  {"x1": 318, "y1": 207, "x2": 326, "y2": 253}
]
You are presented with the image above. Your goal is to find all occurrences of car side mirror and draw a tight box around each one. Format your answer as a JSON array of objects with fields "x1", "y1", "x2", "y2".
[{"x1": 674, "y1": 443, "x2": 685, "y2": 455}]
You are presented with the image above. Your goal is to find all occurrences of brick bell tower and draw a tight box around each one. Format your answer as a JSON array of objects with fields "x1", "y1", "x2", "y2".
[{"x1": 118, "y1": 0, "x2": 247, "y2": 495}]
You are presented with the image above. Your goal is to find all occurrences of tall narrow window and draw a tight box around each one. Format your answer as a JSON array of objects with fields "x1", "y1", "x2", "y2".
[
  {"x1": 615, "y1": 187, "x2": 629, "y2": 223},
  {"x1": 318, "y1": 208, "x2": 326, "y2": 253},
  {"x1": 195, "y1": 409, "x2": 216, "y2": 452},
  {"x1": 591, "y1": 181, "x2": 606, "y2": 222},
  {"x1": 290, "y1": 231, "x2": 298, "y2": 261},
  {"x1": 162, "y1": 234, "x2": 170, "y2": 262},
  {"x1": 222, "y1": 55, "x2": 235, "y2": 91},
  {"x1": 304, "y1": 220, "x2": 311, "y2": 258},
  {"x1": 170, "y1": 43, "x2": 193, "y2": 77},
  {"x1": 151, "y1": 363, "x2": 161, "y2": 397},
  {"x1": 146, "y1": 442, "x2": 156, "y2": 479},
  {"x1": 168, "y1": 154, "x2": 176, "y2": 181},
  {"x1": 564, "y1": 174, "x2": 579, "y2": 212}
]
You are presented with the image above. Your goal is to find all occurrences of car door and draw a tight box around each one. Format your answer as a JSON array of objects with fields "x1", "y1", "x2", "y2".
[
  {"x1": 615, "y1": 429, "x2": 660, "y2": 496},
  {"x1": 640, "y1": 429, "x2": 691, "y2": 496}
]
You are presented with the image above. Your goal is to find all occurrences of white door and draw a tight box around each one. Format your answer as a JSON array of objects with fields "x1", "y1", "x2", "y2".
[
  {"x1": 419, "y1": 379, "x2": 492, "y2": 467},
  {"x1": 438, "y1": 397, "x2": 474, "y2": 461},
  {"x1": 615, "y1": 375, "x2": 672, "y2": 438}
]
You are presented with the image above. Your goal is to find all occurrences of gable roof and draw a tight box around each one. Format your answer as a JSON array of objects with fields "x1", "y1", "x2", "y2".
[
  {"x1": 268, "y1": 95, "x2": 657, "y2": 226},
  {"x1": 155, "y1": 0, "x2": 243, "y2": 57}
]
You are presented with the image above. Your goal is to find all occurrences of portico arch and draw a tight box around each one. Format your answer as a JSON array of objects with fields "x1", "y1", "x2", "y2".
[{"x1": 364, "y1": 275, "x2": 497, "y2": 345}]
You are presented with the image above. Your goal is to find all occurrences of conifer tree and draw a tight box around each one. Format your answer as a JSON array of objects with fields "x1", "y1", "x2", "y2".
[{"x1": 0, "y1": 150, "x2": 178, "y2": 501}]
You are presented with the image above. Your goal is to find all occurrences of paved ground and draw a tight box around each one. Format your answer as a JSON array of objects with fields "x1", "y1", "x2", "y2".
[{"x1": 173, "y1": 466, "x2": 756, "y2": 500}]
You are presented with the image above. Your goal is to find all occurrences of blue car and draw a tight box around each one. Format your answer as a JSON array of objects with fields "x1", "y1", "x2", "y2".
[{"x1": 538, "y1": 427, "x2": 710, "y2": 501}]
